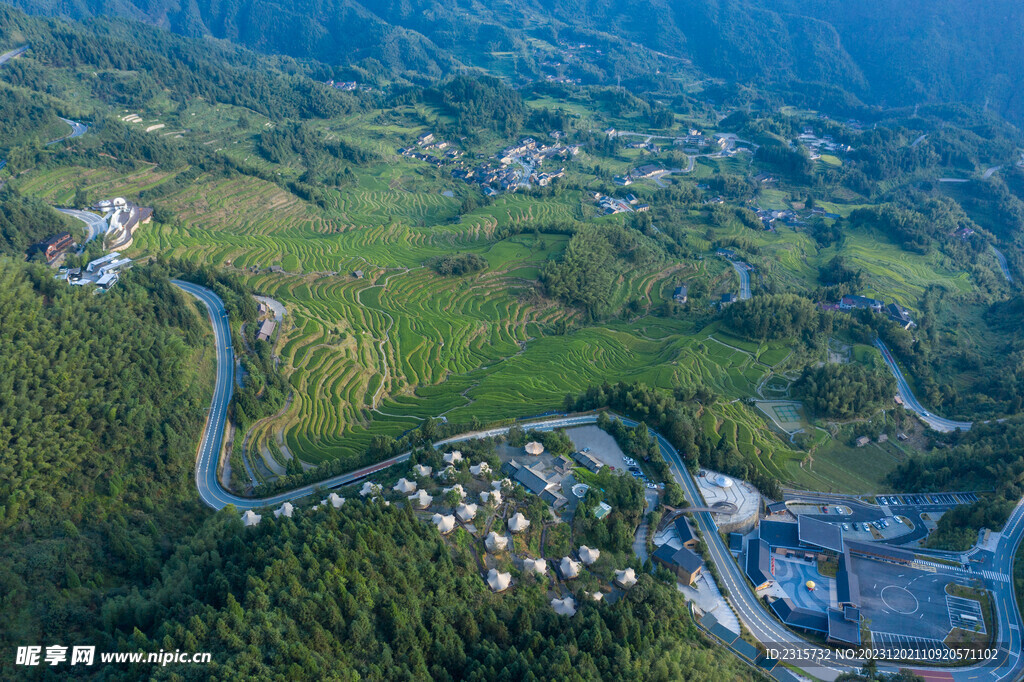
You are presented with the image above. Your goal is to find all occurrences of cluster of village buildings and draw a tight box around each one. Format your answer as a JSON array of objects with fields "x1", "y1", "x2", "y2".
[
  {"x1": 794, "y1": 127, "x2": 855, "y2": 159},
  {"x1": 825, "y1": 294, "x2": 916, "y2": 329},
  {"x1": 400, "y1": 133, "x2": 579, "y2": 196},
  {"x1": 593, "y1": 191, "x2": 649, "y2": 215}
]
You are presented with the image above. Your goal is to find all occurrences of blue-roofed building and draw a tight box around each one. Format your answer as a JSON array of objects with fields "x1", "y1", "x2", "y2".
[
  {"x1": 769, "y1": 598, "x2": 828, "y2": 634},
  {"x1": 732, "y1": 638, "x2": 760, "y2": 662},
  {"x1": 827, "y1": 606, "x2": 862, "y2": 646},
  {"x1": 758, "y1": 519, "x2": 802, "y2": 551},
  {"x1": 674, "y1": 515, "x2": 698, "y2": 549},
  {"x1": 709, "y1": 622, "x2": 740, "y2": 645},
  {"x1": 798, "y1": 515, "x2": 844, "y2": 555},
  {"x1": 745, "y1": 538, "x2": 775, "y2": 591},
  {"x1": 836, "y1": 548, "x2": 860, "y2": 607}
]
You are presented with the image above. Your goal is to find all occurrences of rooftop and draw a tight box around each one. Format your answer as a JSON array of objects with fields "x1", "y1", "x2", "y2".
[
  {"x1": 769, "y1": 598, "x2": 828, "y2": 633},
  {"x1": 674, "y1": 515, "x2": 697, "y2": 545},
  {"x1": 798, "y1": 515, "x2": 845, "y2": 553},
  {"x1": 653, "y1": 543, "x2": 704, "y2": 573},
  {"x1": 758, "y1": 519, "x2": 801, "y2": 549},
  {"x1": 827, "y1": 608, "x2": 861, "y2": 645},
  {"x1": 745, "y1": 538, "x2": 774, "y2": 587}
]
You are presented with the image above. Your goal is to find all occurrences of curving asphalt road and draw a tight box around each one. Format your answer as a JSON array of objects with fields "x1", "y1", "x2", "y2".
[
  {"x1": 0, "y1": 44, "x2": 28, "y2": 67},
  {"x1": 726, "y1": 257, "x2": 752, "y2": 299},
  {"x1": 993, "y1": 246, "x2": 1014, "y2": 283},
  {"x1": 175, "y1": 282, "x2": 601, "y2": 511},
  {"x1": 47, "y1": 117, "x2": 88, "y2": 145},
  {"x1": 57, "y1": 208, "x2": 108, "y2": 244},
  {"x1": 874, "y1": 337, "x2": 972, "y2": 432},
  {"x1": 180, "y1": 282, "x2": 1022, "y2": 679}
]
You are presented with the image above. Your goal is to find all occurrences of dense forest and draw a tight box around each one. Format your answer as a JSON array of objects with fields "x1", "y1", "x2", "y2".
[
  {"x1": 723, "y1": 294, "x2": 829, "y2": 348},
  {"x1": 11, "y1": 0, "x2": 1024, "y2": 125},
  {"x1": 0, "y1": 259, "x2": 211, "y2": 666},
  {"x1": 0, "y1": 185, "x2": 76, "y2": 256},
  {"x1": 889, "y1": 418, "x2": 1024, "y2": 550},
  {"x1": 541, "y1": 224, "x2": 662, "y2": 318},
  {"x1": 795, "y1": 364, "x2": 895, "y2": 420},
  {"x1": 107, "y1": 504, "x2": 751, "y2": 680}
]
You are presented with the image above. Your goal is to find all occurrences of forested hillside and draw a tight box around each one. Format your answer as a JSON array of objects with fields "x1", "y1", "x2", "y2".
[
  {"x1": 0, "y1": 186, "x2": 76, "y2": 256},
  {"x1": 0, "y1": 259, "x2": 211, "y2": 659},
  {"x1": 10, "y1": 0, "x2": 1024, "y2": 122},
  {"x1": 108, "y1": 502, "x2": 748, "y2": 681}
]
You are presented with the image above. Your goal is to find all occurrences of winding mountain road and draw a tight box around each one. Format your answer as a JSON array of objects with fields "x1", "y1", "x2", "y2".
[
  {"x1": 993, "y1": 246, "x2": 1014, "y2": 283},
  {"x1": 48, "y1": 117, "x2": 88, "y2": 145},
  {"x1": 57, "y1": 208, "x2": 107, "y2": 244},
  {"x1": 874, "y1": 337, "x2": 972, "y2": 432},
  {"x1": 0, "y1": 44, "x2": 28, "y2": 67}
]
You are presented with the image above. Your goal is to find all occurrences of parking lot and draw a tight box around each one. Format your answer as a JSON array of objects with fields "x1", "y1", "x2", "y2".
[
  {"x1": 947, "y1": 595, "x2": 986, "y2": 633},
  {"x1": 869, "y1": 630, "x2": 947, "y2": 657},
  {"x1": 877, "y1": 492, "x2": 978, "y2": 506},
  {"x1": 854, "y1": 556, "x2": 957, "y2": 644}
]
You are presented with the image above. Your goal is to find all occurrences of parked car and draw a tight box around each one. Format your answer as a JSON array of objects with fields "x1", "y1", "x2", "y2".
[{"x1": 842, "y1": 523, "x2": 850, "y2": 531}]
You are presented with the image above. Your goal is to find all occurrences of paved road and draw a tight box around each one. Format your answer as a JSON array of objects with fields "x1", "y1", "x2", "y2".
[
  {"x1": 984, "y1": 166, "x2": 1002, "y2": 180},
  {"x1": 48, "y1": 117, "x2": 88, "y2": 145},
  {"x1": 725, "y1": 258, "x2": 752, "y2": 299},
  {"x1": 57, "y1": 208, "x2": 107, "y2": 244},
  {"x1": 874, "y1": 337, "x2": 972, "y2": 432},
  {"x1": 0, "y1": 44, "x2": 28, "y2": 67},
  {"x1": 993, "y1": 246, "x2": 1014, "y2": 283}
]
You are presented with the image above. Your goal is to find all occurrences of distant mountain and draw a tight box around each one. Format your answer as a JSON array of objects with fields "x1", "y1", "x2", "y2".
[{"x1": 7, "y1": 0, "x2": 1024, "y2": 123}]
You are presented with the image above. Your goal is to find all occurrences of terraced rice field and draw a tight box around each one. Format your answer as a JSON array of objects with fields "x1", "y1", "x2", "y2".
[{"x1": 29, "y1": 158, "x2": 806, "y2": 474}]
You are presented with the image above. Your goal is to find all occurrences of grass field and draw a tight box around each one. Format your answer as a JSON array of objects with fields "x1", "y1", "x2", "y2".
[{"x1": 785, "y1": 438, "x2": 903, "y2": 493}]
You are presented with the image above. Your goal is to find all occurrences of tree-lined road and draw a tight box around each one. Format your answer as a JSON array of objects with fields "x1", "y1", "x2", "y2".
[
  {"x1": 874, "y1": 337, "x2": 972, "y2": 432},
  {"x1": 0, "y1": 44, "x2": 28, "y2": 67},
  {"x1": 48, "y1": 117, "x2": 88, "y2": 145},
  {"x1": 993, "y1": 246, "x2": 1014, "y2": 283},
  {"x1": 723, "y1": 257, "x2": 752, "y2": 299}
]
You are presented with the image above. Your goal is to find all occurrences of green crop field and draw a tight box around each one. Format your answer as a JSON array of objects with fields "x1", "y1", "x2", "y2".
[{"x1": 108, "y1": 159, "x2": 816, "y2": 472}]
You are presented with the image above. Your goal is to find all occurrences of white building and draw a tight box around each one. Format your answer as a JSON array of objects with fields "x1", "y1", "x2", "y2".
[
  {"x1": 485, "y1": 531, "x2": 508, "y2": 552},
  {"x1": 508, "y1": 512, "x2": 530, "y2": 533},
  {"x1": 394, "y1": 478, "x2": 417, "y2": 494},
  {"x1": 560, "y1": 557, "x2": 581, "y2": 579},
  {"x1": 487, "y1": 568, "x2": 512, "y2": 593},
  {"x1": 579, "y1": 546, "x2": 600, "y2": 565},
  {"x1": 432, "y1": 513, "x2": 456, "y2": 535}
]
